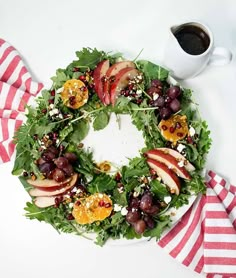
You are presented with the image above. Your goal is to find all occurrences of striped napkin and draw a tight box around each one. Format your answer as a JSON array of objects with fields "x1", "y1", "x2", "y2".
[
  {"x1": 158, "y1": 170, "x2": 236, "y2": 277},
  {"x1": 0, "y1": 38, "x2": 43, "y2": 163}
]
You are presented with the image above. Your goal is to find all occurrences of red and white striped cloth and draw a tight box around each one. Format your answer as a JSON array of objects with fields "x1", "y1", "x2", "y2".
[
  {"x1": 158, "y1": 170, "x2": 236, "y2": 277},
  {"x1": 0, "y1": 38, "x2": 43, "y2": 163}
]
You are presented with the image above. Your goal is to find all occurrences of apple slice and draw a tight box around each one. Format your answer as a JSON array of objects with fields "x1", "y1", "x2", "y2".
[
  {"x1": 34, "y1": 196, "x2": 60, "y2": 208},
  {"x1": 110, "y1": 67, "x2": 140, "y2": 106},
  {"x1": 29, "y1": 173, "x2": 78, "y2": 197},
  {"x1": 158, "y1": 147, "x2": 195, "y2": 172},
  {"x1": 27, "y1": 176, "x2": 73, "y2": 191},
  {"x1": 93, "y1": 60, "x2": 110, "y2": 105},
  {"x1": 103, "y1": 61, "x2": 135, "y2": 104},
  {"x1": 147, "y1": 158, "x2": 181, "y2": 195},
  {"x1": 146, "y1": 149, "x2": 191, "y2": 180}
]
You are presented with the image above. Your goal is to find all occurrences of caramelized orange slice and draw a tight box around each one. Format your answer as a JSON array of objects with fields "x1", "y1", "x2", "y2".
[
  {"x1": 158, "y1": 114, "x2": 189, "y2": 143},
  {"x1": 61, "y1": 79, "x2": 88, "y2": 109},
  {"x1": 72, "y1": 193, "x2": 113, "y2": 224}
]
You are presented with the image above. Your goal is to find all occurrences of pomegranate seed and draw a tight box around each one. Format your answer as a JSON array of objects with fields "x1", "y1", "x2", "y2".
[
  {"x1": 169, "y1": 126, "x2": 175, "y2": 133},
  {"x1": 80, "y1": 86, "x2": 87, "y2": 92},
  {"x1": 23, "y1": 171, "x2": 28, "y2": 177},
  {"x1": 177, "y1": 132, "x2": 184, "y2": 137},
  {"x1": 143, "y1": 153, "x2": 148, "y2": 158},
  {"x1": 48, "y1": 99, "x2": 54, "y2": 104},
  {"x1": 79, "y1": 75, "x2": 86, "y2": 81},
  {"x1": 161, "y1": 125, "x2": 168, "y2": 130},
  {"x1": 73, "y1": 67, "x2": 80, "y2": 72},
  {"x1": 59, "y1": 145, "x2": 65, "y2": 151},
  {"x1": 41, "y1": 108, "x2": 47, "y2": 114},
  {"x1": 50, "y1": 90, "x2": 55, "y2": 96},
  {"x1": 66, "y1": 213, "x2": 75, "y2": 220},
  {"x1": 75, "y1": 200, "x2": 81, "y2": 206},
  {"x1": 187, "y1": 136, "x2": 194, "y2": 144},
  {"x1": 104, "y1": 203, "x2": 111, "y2": 208},
  {"x1": 115, "y1": 172, "x2": 121, "y2": 181},
  {"x1": 99, "y1": 200, "x2": 105, "y2": 207},
  {"x1": 175, "y1": 122, "x2": 182, "y2": 129}
]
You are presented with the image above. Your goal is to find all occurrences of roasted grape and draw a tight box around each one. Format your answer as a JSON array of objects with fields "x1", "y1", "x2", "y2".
[
  {"x1": 54, "y1": 157, "x2": 69, "y2": 169},
  {"x1": 63, "y1": 164, "x2": 74, "y2": 176},
  {"x1": 145, "y1": 205, "x2": 159, "y2": 216},
  {"x1": 133, "y1": 219, "x2": 146, "y2": 234},
  {"x1": 169, "y1": 98, "x2": 181, "y2": 112},
  {"x1": 64, "y1": 152, "x2": 77, "y2": 163},
  {"x1": 41, "y1": 150, "x2": 57, "y2": 161},
  {"x1": 151, "y1": 79, "x2": 162, "y2": 89},
  {"x1": 129, "y1": 197, "x2": 140, "y2": 209},
  {"x1": 140, "y1": 192, "x2": 153, "y2": 212},
  {"x1": 126, "y1": 210, "x2": 141, "y2": 224},
  {"x1": 166, "y1": 86, "x2": 181, "y2": 99},
  {"x1": 159, "y1": 107, "x2": 172, "y2": 120},
  {"x1": 39, "y1": 162, "x2": 55, "y2": 175},
  {"x1": 143, "y1": 214, "x2": 155, "y2": 229},
  {"x1": 52, "y1": 168, "x2": 66, "y2": 182}
]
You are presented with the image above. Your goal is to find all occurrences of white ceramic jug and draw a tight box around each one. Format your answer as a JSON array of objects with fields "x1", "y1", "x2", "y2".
[{"x1": 163, "y1": 21, "x2": 232, "y2": 80}]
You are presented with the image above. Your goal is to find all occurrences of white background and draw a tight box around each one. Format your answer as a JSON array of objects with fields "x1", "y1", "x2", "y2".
[{"x1": 0, "y1": 0, "x2": 236, "y2": 277}]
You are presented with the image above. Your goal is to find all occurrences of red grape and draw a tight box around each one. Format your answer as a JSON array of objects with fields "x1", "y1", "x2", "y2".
[
  {"x1": 140, "y1": 192, "x2": 153, "y2": 212},
  {"x1": 151, "y1": 79, "x2": 162, "y2": 88},
  {"x1": 39, "y1": 162, "x2": 55, "y2": 175},
  {"x1": 64, "y1": 152, "x2": 77, "y2": 163},
  {"x1": 159, "y1": 107, "x2": 172, "y2": 120},
  {"x1": 143, "y1": 215, "x2": 155, "y2": 229},
  {"x1": 53, "y1": 168, "x2": 66, "y2": 182},
  {"x1": 166, "y1": 86, "x2": 181, "y2": 99},
  {"x1": 126, "y1": 210, "x2": 141, "y2": 224},
  {"x1": 169, "y1": 98, "x2": 181, "y2": 112},
  {"x1": 63, "y1": 164, "x2": 74, "y2": 176},
  {"x1": 133, "y1": 219, "x2": 146, "y2": 234},
  {"x1": 54, "y1": 157, "x2": 69, "y2": 169}
]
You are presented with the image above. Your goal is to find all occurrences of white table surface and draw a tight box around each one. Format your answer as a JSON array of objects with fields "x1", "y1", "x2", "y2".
[{"x1": 0, "y1": 0, "x2": 236, "y2": 277}]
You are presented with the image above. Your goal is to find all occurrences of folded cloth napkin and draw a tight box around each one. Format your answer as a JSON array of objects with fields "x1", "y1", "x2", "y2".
[
  {"x1": 0, "y1": 38, "x2": 43, "y2": 163},
  {"x1": 158, "y1": 170, "x2": 236, "y2": 278}
]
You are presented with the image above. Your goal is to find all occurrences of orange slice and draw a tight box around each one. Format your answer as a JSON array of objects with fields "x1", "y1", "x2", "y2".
[
  {"x1": 158, "y1": 114, "x2": 189, "y2": 143},
  {"x1": 72, "y1": 193, "x2": 113, "y2": 224},
  {"x1": 61, "y1": 79, "x2": 88, "y2": 109}
]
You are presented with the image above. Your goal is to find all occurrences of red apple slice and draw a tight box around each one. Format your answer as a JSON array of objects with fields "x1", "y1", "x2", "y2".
[
  {"x1": 34, "y1": 196, "x2": 59, "y2": 208},
  {"x1": 29, "y1": 173, "x2": 78, "y2": 197},
  {"x1": 103, "y1": 61, "x2": 135, "y2": 104},
  {"x1": 27, "y1": 176, "x2": 73, "y2": 191},
  {"x1": 147, "y1": 158, "x2": 181, "y2": 195},
  {"x1": 93, "y1": 60, "x2": 110, "y2": 105},
  {"x1": 110, "y1": 67, "x2": 140, "y2": 106},
  {"x1": 158, "y1": 147, "x2": 195, "y2": 172},
  {"x1": 146, "y1": 149, "x2": 191, "y2": 180}
]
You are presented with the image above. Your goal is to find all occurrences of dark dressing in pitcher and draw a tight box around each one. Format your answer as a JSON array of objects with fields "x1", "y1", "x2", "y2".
[{"x1": 174, "y1": 25, "x2": 210, "y2": 55}]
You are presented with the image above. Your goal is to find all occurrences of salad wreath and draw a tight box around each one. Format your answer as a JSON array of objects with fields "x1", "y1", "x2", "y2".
[{"x1": 12, "y1": 48, "x2": 211, "y2": 246}]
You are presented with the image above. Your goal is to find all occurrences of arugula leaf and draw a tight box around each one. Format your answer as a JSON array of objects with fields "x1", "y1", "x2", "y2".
[
  {"x1": 75, "y1": 47, "x2": 106, "y2": 70},
  {"x1": 143, "y1": 219, "x2": 170, "y2": 239},
  {"x1": 136, "y1": 60, "x2": 169, "y2": 87},
  {"x1": 70, "y1": 119, "x2": 90, "y2": 143},
  {"x1": 93, "y1": 111, "x2": 110, "y2": 131},
  {"x1": 150, "y1": 179, "x2": 169, "y2": 200},
  {"x1": 112, "y1": 188, "x2": 127, "y2": 206},
  {"x1": 88, "y1": 173, "x2": 116, "y2": 194},
  {"x1": 51, "y1": 69, "x2": 69, "y2": 88}
]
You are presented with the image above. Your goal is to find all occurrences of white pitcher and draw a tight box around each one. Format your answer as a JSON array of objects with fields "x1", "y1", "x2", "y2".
[{"x1": 163, "y1": 21, "x2": 232, "y2": 80}]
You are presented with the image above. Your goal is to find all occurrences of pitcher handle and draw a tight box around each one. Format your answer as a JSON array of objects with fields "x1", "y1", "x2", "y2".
[{"x1": 208, "y1": 47, "x2": 233, "y2": 66}]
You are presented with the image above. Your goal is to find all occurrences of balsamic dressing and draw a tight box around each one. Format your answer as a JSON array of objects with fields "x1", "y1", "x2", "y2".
[{"x1": 174, "y1": 25, "x2": 210, "y2": 55}]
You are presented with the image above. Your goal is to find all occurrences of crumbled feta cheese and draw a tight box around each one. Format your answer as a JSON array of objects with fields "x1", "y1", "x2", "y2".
[
  {"x1": 56, "y1": 87, "x2": 64, "y2": 94},
  {"x1": 98, "y1": 193, "x2": 103, "y2": 198},
  {"x1": 133, "y1": 191, "x2": 140, "y2": 197},
  {"x1": 153, "y1": 93, "x2": 159, "y2": 101},
  {"x1": 121, "y1": 207, "x2": 128, "y2": 216},
  {"x1": 117, "y1": 187, "x2": 124, "y2": 193},
  {"x1": 177, "y1": 143, "x2": 186, "y2": 153},
  {"x1": 178, "y1": 160, "x2": 185, "y2": 167},
  {"x1": 49, "y1": 104, "x2": 54, "y2": 109},
  {"x1": 189, "y1": 126, "x2": 195, "y2": 137},
  {"x1": 114, "y1": 204, "x2": 122, "y2": 212},
  {"x1": 136, "y1": 89, "x2": 142, "y2": 95},
  {"x1": 164, "y1": 196, "x2": 171, "y2": 204},
  {"x1": 69, "y1": 203, "x2": 74, "y2": 209}
]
